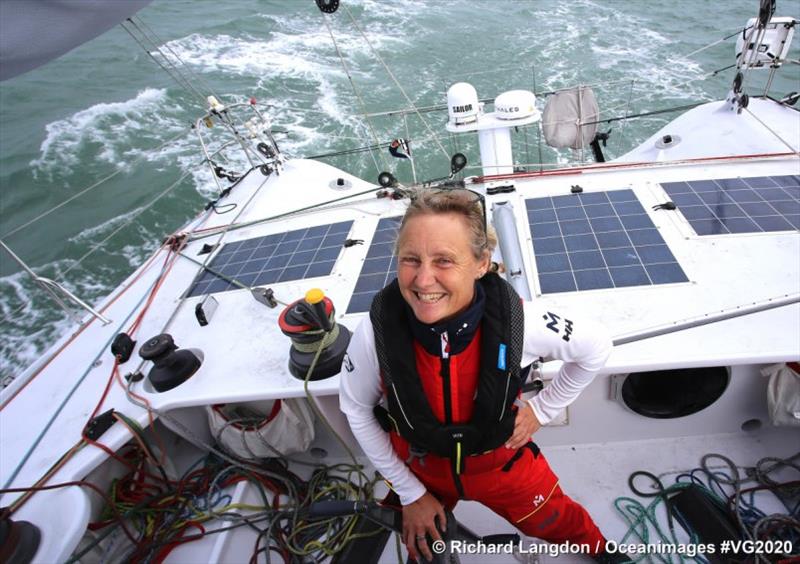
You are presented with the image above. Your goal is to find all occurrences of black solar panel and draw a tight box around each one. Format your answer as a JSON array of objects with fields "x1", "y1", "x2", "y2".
[
  {"x1": 346, "y1": 216, "x2": 401, "y2": 314},
  {"x1": 661, "y1": 175, "x2": 800, "y2": 235},
  {"x1": 527, "y1": 190, "x2": 688, "y2": 294},
  {"x1": 187, "y1": 221, "x2": 353, "y2": 297}
]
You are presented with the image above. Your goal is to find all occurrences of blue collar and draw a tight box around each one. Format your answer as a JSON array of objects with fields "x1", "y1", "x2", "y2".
[{"x1": 404, "y1": 282, "x2": 486, "y2": 357}]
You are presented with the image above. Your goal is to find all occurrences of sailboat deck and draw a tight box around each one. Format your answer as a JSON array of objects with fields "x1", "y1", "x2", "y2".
[{"x1": 1, "y1": 150, "x2": 798, "y2": 563}]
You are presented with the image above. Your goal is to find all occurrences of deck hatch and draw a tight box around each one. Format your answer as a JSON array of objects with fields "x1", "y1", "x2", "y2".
[
  {"x1": 661, "y1": 175, "x2": 800, "y2": 236},
  {"x1": 187, "y1": 220, "x2": 353, "y2": 297},
  {"x1": 346, "y1": 216, "x2": 402, "y2": 314},
  {"x1": 526, "y1": 189, "x2": 688, "y2": 294}
]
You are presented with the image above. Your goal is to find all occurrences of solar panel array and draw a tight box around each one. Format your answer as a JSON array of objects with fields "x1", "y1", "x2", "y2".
[
  {"x1": 187, "y1": 221, "x2": 353, "y2": 297},
  {"x1": 661, "y1": 175, "x2": 800, "y2": 235},
  {"x1": 527, "y1": 189, "x2": 688, "y2": 294},
  {"x1": 346, "y1": 216, "x2": 401, "y2": 314}
]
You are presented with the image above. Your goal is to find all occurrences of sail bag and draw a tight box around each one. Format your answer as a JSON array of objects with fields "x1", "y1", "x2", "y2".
[
  {"x1": 541, "y1": 86, "x2": 600, "y2": 149},
  {"x1": 761, "y1": 363, "x2": 800, "y2": 427},
  {"x1": 207, "y1": 398, "x2": 316, "y2": 458}
]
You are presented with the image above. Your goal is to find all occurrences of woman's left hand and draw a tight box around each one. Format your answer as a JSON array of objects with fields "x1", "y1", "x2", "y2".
[{"x1": 505, "y1": 401, "x2": 541, "y2": 449}]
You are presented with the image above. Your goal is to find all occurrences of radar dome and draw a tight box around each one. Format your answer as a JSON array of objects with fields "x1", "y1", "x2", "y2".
[
  {"x1": 494, "y1": 90, "x2": 537, "y2": 121},
  {"x1": 447, "y1": 82, "x2": 479, "y2": 126}
]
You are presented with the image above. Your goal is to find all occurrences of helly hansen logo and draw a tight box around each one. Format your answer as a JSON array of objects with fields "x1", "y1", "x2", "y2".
[{"x1": 542, "y1": 312, "x2": 574, "y2": 342}]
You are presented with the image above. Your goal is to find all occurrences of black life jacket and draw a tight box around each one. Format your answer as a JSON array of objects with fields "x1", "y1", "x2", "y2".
[{"x1": 369, "y1": 272, "x2": 524, "y2": 461}]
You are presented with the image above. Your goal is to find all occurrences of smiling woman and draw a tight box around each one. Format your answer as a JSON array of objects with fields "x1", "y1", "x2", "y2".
[
  {"x1": 395, "y1": 190, "x2": 493, "y2": 325},
  {"x1": 397, "y1": 212, "x2": 487, "y2": 325},
  {"x1": 339, "y1": 188, "x2": 622, "y2": 563}
]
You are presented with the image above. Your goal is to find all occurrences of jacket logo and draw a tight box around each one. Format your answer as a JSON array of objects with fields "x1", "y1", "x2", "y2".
[
  {"x1": 542, "y1": 312, "x2": 574, "y2": 342},
  {"x1": 536, "y1": 509, "x2": 559, "y2": 531},
  {"x1": 343, "y1": 353, "x2": 354, "y2": 372},
  {"x1": 533, "y1": 493, "x2": 545, "y2": 507}
]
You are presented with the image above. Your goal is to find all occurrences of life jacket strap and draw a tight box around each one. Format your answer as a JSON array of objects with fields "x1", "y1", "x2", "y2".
[
  {"x1": 373, "y1": 405, "x2": 397, "y2": 433},
  {"x1": 501, "y1": 441, "x2": 541, "y2": 472},
  {"x1": 405, "y1": 444, "x2": 427, "y2": 467}
]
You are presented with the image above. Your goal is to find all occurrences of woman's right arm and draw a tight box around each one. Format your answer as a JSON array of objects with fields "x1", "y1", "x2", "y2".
[
  {"x1": 338, "y1": 317, "x2": 427, "y2": 506},
  {"x1": 339, "y1": 318, "x2": 453, "y2": 561}
]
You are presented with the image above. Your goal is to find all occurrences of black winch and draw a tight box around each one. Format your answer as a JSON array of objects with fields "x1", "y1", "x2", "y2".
[
  {"x1": 138, "y1": 333, "x2": 203, "y2": 392},
  {"x1": 279, "y1": 289, "x2": 350, "y2": 381},
  {"x1": 0, "y1": 508, "x2": 40, "y2": 564}
]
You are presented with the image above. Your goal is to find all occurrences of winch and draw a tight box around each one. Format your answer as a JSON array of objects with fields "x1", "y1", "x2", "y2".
[
  {"x1": 278, "y1": 289, "x2": 351, "y2": 381},
  {"x1": 138, "y1": 333, "x2": 203, "y2": 392}
]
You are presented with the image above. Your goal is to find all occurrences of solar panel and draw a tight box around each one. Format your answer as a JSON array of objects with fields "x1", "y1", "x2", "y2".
[
  {"x1": 527, "y1": 189, "x2": 688, "y2": 294},
  {"x1": 661, "y1": 175, "x2": 800, "y2": 235},
  {"x1": 187, "y1": 220, "x2": 353, "y2": 297},
  {"x1": 346, "y1": 216, "x2": 401, "y2": 314}
]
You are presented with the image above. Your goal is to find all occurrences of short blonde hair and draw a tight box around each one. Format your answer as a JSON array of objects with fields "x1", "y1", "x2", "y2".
[{"x1": 395, "y1": 188, "x2": 497, "y2": 260}]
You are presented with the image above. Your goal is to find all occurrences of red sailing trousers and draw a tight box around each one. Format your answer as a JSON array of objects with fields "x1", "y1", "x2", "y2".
[{"x1": 392, "y1": 435, "x2": 606, "y2": 553}]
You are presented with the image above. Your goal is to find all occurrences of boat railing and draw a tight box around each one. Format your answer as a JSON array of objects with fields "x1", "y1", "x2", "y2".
[
  {"x1": 193, "y1": 99, "x2": 282, "y2": 194},
  {"x1": 0, "y1": 240, "x2": 111, "y2": 326}
]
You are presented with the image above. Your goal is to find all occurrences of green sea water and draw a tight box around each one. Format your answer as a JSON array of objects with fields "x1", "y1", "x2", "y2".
[{"x1": 1, "y1": 0, "x2": 798, "y2": 380}]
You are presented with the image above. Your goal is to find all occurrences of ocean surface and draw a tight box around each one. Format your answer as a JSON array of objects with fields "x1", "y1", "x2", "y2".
[{"x1": 1, "y1": 0, "x2": 798, "y2": 382}]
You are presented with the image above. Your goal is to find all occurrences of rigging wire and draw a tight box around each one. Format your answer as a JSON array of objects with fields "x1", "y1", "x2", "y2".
[
  {"x1": 321, "y1": 14, "x2": 387, "y2": 175},
  {"x1": 306, "y1": 140, "x2": 392, "y2": 160},
  {"x1": 743, "y1": 106, "x2": 800, "y2": 155},
  {"x1": 2, "y1": 159, "x2": 261, "y2": 489},
  {"x1": 142, "y1": 170, "x2": 274, "y2": 345},
  {"x1": 130, "y1": 15, "x2": 225, "y2": 106},
  {"x1": 121, "y1": 18, "x2": 207, "y2": 109},
  {"x1": 1, "y1": 129, "x2": 190, "y2": 240},
  {"x1": 1, "y1": 269, "x2": 165, "y2": 490},
  {"x1": 0, "y1": 230, "x2": 178, "y2": 406},
  {"x1": 675, "y1": 25, "x2": 755, "y2": 61},
  {"x1": 342, "y1": 5, "x2": 451, "y2": 162},
  {"x1": 0, "y1": 167, "x2": 196, "y2": 328},
  {"x1": 615, "y1": 80, "x2": 636, "y2": 157},
  {"x1": 185, "y1": 184, "x2": 381, "y2": 243},
  {"x1": 1, "y1": 243, "x2": 183, "y2": 492},
  {"x1": 60, "y1": 169, "x2": 195, "y2": 280}
]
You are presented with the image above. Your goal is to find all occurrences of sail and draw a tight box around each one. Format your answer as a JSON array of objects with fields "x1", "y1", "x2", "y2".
[{"x1": 0, "y1": 0, "x2": 152, "y2": 81}]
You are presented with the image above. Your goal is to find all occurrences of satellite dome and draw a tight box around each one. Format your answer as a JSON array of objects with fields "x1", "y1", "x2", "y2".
[
  {"x1": 447, "y1": 82, "x2": 479, "y2": 126},
  {"x1": 494, "y1": 90, "x2": 537, "y2": 121}
]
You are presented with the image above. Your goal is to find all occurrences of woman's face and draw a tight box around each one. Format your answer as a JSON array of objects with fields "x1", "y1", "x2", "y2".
[{"x1": 396, "y1": 212, "x2": 489, "y2": 325}]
